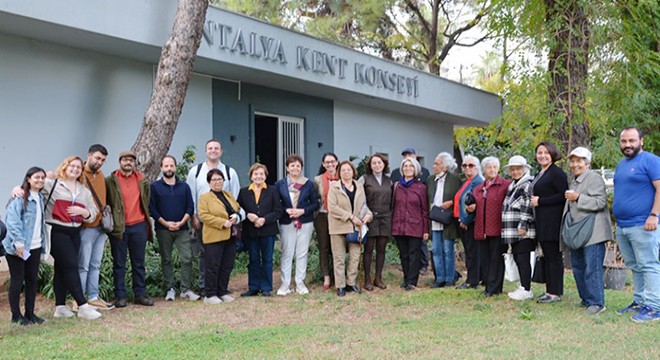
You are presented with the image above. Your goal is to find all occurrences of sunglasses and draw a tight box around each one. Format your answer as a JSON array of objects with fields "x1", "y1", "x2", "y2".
[{"x1": 462, "y1": 163, "x2": 476, "y2": 168}]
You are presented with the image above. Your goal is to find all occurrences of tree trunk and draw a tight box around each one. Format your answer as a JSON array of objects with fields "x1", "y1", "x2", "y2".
[
  {"x1": 132, "y1": 0, "x2": 209, "y2": 180},
  {"x1": 546, "y1": 0, "x2": 591, "y2": 156}
]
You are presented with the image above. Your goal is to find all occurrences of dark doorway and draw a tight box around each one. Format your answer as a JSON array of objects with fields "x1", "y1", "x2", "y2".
[{"x1": 254, "y1": 114, "x2": 278, "y2": 185}]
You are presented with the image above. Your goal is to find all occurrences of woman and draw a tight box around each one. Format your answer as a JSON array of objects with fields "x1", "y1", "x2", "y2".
[
  {"x1": 328, "y1": 161, "x2": 372, "y2": 296},
  {"x1": 3, "y1": 167, "x2": 49, "y2": 325},
  {"x1": 564, "y1": 147, "x2": 612, "y2": 315},
  {"x1": 455, "y1": 155, "x2": 484, "y2": 289},
  {"x1": 275, "y1": 155, "x2": 319, "y2": 295},
  {"x1": 198, "y1": 168, "x2": 245, "y2": 304},
  {"x1": 531, "y1": 141, "x2": 568, "y2": 303},
  {"x1": 45, "y1": 156, "x2": 101, "y2": 320},
  {"x1": 501, "y1": 156, "x2": 536, "y2": 301},
  {"x1": 313, "y1": 152, "x2": 339, "y2": 290},
  {"x1": 469, "y1": 157, "x2": 511, "y2": 297},
  {"x1": 426, "y1": 152, "x2": 462, "y2": 288},
  {"x1": 392, "y1": 157, "x2": 429, "y2": 290},
  {"x1": 358, "y1": 153, "x2": 393, "y2": 290},
  {"x1": 238, "y1": 163, "x2": 283, "y2": 297}
]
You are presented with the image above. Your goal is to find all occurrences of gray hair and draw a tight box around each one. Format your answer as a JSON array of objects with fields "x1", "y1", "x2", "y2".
[
  {"x1": 401, "y1": 157, "x2": 422, "y2": 177},
  {"x1": 463, "y1": 154, "x2": 483, "y2": 178},
  {"x1": 481, "y1": 156, "x2": 500, "y2": 170},
  {"x1": 435, "y1": 152, "x2": 457, "y2": 172}
]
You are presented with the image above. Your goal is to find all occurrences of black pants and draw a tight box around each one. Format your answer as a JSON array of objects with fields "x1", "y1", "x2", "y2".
[
  {"x1": 540, "y1": 240, "x2": 564, "y2": 295},
  {"x1": 460, "y1": 224, "x2": 480, "y2": 286},
  {"x1": 50, "y1": 224, "x2": 86, "y2": 306},
  {"x1": 204, "y1": 238, "x2": 237, "y2": 297},
  {"x1": 512, "y1": 239, "x2": 535, "y2": 291},
  {"x1": 478, "y1": 236, "x2": 506, "y2": 294},
  {"x1": 6, "y1": 249, "x2": 41, "y2": 319},
  {"x1": 395, "y1": 236, "x2": 421, "y2": 287}
]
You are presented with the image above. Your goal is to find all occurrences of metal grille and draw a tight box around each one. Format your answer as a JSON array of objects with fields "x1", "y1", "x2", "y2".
[{"x1": 277, "y1": 116, "x2": 304, "y2": 179}]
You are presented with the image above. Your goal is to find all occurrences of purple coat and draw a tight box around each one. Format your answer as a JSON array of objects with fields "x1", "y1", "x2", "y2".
[{"x1": 391, "y1": 180, "x2": 429, "y2": 238}]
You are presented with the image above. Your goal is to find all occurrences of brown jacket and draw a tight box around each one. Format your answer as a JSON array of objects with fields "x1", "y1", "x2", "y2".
[
  {"x1": 198, "y1": 190, "x2": 241, "y2": 244},
  {"x1": 327, "y1": 180, "x2": 372, "y2": 235}
]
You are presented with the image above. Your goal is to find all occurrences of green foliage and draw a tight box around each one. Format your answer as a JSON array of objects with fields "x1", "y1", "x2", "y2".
[{"x1": 175, "y1": 145, "x2": 197, "y2": 181}]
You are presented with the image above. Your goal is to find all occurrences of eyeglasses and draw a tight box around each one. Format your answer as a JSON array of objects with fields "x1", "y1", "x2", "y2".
[
  {"x1": 210, "y1": 178, "x2": 224, "y2": 182},
  {"x1": 323, "y1": 160, "x2": 337, "y2": 165},
  {"x1": 462, "y1": 163, "x2": 476, "y2": 168},
  {"x1": 67, "y1": 164, "x2": 83, "y2": 170}
]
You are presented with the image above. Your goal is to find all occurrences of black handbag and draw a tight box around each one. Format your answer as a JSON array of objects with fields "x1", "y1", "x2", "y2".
[
  {"x1": 430, "y1": 206, "x2": 452, "y2": 225},
  {"x1": 561, "y1": 208, "x2": 595, "y2": 250},
  {"x1": 532, "y1": 256, "x2": 545, "y2": 283}
]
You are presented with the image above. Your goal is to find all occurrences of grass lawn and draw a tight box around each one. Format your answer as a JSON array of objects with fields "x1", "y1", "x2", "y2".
[{"x1": 0, "y1": 268, "x2": 656, "y2": 359}]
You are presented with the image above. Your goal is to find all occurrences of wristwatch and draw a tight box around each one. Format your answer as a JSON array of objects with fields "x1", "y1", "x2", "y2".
[{"x1": 650, "y1": 213, "x2": 660, "y2": 218}]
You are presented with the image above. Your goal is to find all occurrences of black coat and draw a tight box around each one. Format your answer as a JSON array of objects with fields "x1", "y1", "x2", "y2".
[
  {"x1": 532, "y1": 163, "x2": 568, "y2": 242},
  {"x1": 237, "y1": 186, "x2": 283, "y2": 239}
]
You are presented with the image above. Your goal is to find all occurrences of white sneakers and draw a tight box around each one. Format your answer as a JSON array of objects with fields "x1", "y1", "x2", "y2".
[
  {"x1": 204, "y1": 294, "x2": 234, "y2": 304},
  {"x1": 78, "y1": 304, "x2": 102, "y2": 320},
  {"x1": 166, "y1": 288, "x2": 176, "y2": 301},
  {"x1": 54, "y1": 305, "x2": 75, "y2": 318},
  {"x1": 296, "y1": 282, "x2": 309, "y2": 295},
  {"x1": 508, "y1": 286, "x2": 534, "y2": 301},
  {"x1": 181, "y1": 290, "x2": 201, "y2": 301},
  {"x1": 277, "y1": 284, "x2": 291, "y2": 296},
  {"x1": 220, "y1": 295, "x2": 235, "y2": 303}
]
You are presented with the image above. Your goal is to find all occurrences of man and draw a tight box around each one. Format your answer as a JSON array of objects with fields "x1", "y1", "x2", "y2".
[
  {"x1": 613, "y1": 127, "x2": 660, "y2": 323},
  {"x1": 186, "y1": 139, "x2": 240, "y2": 295},
  {"x1": 79, "y1": 144, "x2": 115, "y2": 310},
  {"x1": 390, "y1": 147, "x2": 431, "y2": 275},
  {"x1": 150, "y1": 155, "x2": 199, "y2": 301},
  {"x1": 106, "y1": 150, "x2": 154, "y2": 307}
]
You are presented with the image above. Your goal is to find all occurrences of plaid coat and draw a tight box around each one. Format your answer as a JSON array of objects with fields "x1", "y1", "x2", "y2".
[{"x1": 501, "y1": 174, "x2": 536, "y2": 244}]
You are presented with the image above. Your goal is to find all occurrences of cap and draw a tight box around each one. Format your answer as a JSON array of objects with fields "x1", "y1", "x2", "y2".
[
  {"x1": 503, "y1": 155, "x2": 531, "y2": 172},
  {"x1": 119, "y1": 150, "x2": 137, "y2": 160},
  {"x1": 568, "y1": 147, "x2": 592, "y2": 163},
  {"x1": 401, "y1": 147, "x2": 416, "y2": 155}
]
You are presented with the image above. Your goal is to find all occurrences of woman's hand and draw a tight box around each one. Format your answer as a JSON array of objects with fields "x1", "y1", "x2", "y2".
[
  {"x1": 423, "y1": 233, "x2": 429, "y2": 241},
  {"x1": 15, "y1": 246, "x2": 25, "y2": 258},
  {"x1": 351, "y1": 215, "x2": 363, "y2": 227},
  {"x1": 531, "y1": 196, "x2": 540, "y2": 207},
  {"x1": 254, "y1": 217, "x2": 266, "y2": 228},
  {"x1": 229, "y1": 214, "x2": 239, "y2": 225},
  {"x1": 361, "y1": 215, "x2": 372, "y2": 224},
  {"x1": 518, "y1": 228, "x2": 527, "y2": 237},
  {"x1": 67, "y1": 206, "x2": 90, "y2": 218},
  {"x1": 466, "y1": 204, "x2": 476, "y2": 213},
  {"x1": 460, "y1": 223, "x2": 468, "y2": 230},
  {"x1": 223, "y1": 220, "x2": 233, "y2": 228},
  {"x1": 247, "y1": 213, "x2": 259, "y2": 223},
  {"x1": 564, "y1": 190, "x2": 579, "y2": 202},
  {"x1": 441, "y1": 200, "x2": 453, "y2": 209},
  {"x1": 286, "y1": 208, "x2": 303, "y2": 218}
]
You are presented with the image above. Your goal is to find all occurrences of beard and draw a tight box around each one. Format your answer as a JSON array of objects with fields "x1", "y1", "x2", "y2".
[
  {"x1": 620, "y1": 144, "x2": 641, "y2": 159},
  {"x1": 163, "y1": 170, "x2": 175, "y2": 179}
]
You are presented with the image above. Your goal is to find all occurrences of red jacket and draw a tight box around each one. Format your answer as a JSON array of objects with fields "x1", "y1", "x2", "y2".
[
  {"x1": 391, "y1": 180, "x2": 429, "y2": 238},
  {"x1": 473, "y1": 176, "x2": 512, "y2": 240}
]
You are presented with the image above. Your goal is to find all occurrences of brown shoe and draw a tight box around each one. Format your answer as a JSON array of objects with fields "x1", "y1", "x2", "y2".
[
  {"x1": 374, "y1": 277, "x2": 387, "y2": 290},
  {"x1": 364, "y1": 274, "x2": 374, "y2": 291}
]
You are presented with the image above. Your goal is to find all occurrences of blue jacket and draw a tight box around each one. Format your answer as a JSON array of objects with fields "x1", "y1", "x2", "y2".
[
  {"x1": 275, "y1": 178, "x2": 319, "y2": 225},
  {"x1": 3, "y1": 192, "x2": 48, "y2": 255},
  {"x1": 458, "y1": 175, "x2": 484, "y2": 225},
  {"x1": 149, "y1": 178, "x2": 194, "y2": 231}
]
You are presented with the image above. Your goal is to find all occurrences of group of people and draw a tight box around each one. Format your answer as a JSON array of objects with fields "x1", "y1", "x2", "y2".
[{"x1": 2, "y1": 127, "x2": 659, "y2": 325}]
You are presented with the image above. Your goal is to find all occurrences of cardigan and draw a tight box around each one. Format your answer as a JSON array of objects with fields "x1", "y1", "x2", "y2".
[
  {"x1": 275, "y1": 177, "x2": 319, "y2": 225},
  {"x1": 237, "y1": 185, "x2": 283, "y2": 238},
  {"x1": 197, "y1": 190, "x2": 242, "y2": 244},
  {"x1": 532, "y1": 163, "x2": 568, "y2": 242},
  {"x1": 391, "y1": 180, "x2": 429, "y2": 238},
  {"x1": 473, "y1": 176, "x2": 512, "y2": 240},
  {"x1": 562, "y1": 170, "x2": 613, "y2": 247},
  {"x1": 327, "y1": 180, "x2": 372, "y2": 235},
  {"x1": 426, "y1": 172, "x2": 462, "y2": 240}
]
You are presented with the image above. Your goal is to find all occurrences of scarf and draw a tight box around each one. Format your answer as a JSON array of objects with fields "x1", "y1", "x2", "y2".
[
  {"x1": 321, "y1": 171, "x2": 338, "y2": 211},
  {"x1": 287, "y1": 175, "x2": 309, "y2": 208},
  {"x1": 399, "y1": 177, "x2": 415, "y2": 188},
  {"x1": 454, "y1": 176, "x2": 473, "y2": 217}
]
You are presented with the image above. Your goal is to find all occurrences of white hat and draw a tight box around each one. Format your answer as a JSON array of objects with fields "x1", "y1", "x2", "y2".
[
  {"x1": 503, "y1": 155, "x2": 531, "y2": 172},
  {"x1": 568, "y1": 147, "x2": 592, "y2": 163}
]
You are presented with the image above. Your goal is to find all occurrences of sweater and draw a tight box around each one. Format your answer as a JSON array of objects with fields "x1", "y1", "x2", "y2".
[{"x1": 149, "y1": 178, "x2": 194, "y2": 231}]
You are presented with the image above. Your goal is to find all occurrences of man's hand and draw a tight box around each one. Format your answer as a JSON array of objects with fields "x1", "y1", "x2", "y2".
[
  {"x1": 644, "y1": 215, "x2": 658, "y2": 231},
  {"x1": 192, "y1": 216, "x2": 201, "y2": 231}
]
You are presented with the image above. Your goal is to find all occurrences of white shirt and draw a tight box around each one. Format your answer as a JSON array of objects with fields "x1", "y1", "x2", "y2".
[
  {"x1": 431, "y1": 174, "x2": 446, "y2": 231},
  {"x1": 30, "y1": 191, "x2": 43, "y2": 250}
]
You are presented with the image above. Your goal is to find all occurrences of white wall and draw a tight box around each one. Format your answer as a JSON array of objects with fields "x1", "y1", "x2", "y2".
[
  {"x1": 0, "y1": 33, "x2": 212, "y2": 209},
  {"x1": 333, "y1": 101, "x2": 454, "y2": 170}
]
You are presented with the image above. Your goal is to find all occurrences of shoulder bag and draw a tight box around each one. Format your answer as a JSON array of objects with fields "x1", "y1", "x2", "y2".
[
  {"x1": 561, "y1": 204, "x2": 595, "y2": 250},
  {"x1": 85, "y1": 176, "x2": 114, "y2": 233},
  {"x1": 429, "y1": 206, "x2": 452, "y2": 224}
]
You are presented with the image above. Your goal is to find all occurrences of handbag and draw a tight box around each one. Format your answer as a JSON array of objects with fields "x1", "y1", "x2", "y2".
[
  {"x1": 346, "y1": 224, "x2": 368, "y2": 245},
  {"x1": 85, "y1": 176, "x2": 114, "y2": 233},
  {"x1": 532, "y1": 255, "x2": 545, "y2": 283},
  {"x1": 230, "y1": 223, "x2": 242, "y2": 241},
  {"x1": 504, "y1": 252, "x2": 520, "y2": 282},
  {"x1": 430, "y1": 205, "x2": 452, "y2": 224},
  {"x1": 561, "y1": 207, "x2": 595, "y2": 250}
]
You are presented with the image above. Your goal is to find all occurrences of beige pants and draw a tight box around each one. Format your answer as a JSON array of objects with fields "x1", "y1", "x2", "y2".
[{"x1": 330, "y1": 234, "x2": 361, "y2": 288}]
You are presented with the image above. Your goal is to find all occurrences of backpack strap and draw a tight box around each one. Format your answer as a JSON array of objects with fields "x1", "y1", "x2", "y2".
[
  {"x1": 196, "y1": 163, "x2": 232, "y2": 182},
  {"x1": 195, "y1": 163, "x2": 203, "y2": 179}
]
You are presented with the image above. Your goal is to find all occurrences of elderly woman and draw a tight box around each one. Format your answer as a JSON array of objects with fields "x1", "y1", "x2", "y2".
[
  {"x1": 45, "y1": 156, "x2": 101, "y2": 320},
  {"x1": 3, "y1": 167, "x2": 49, "y2": 325},
  {"x1": 392, "y1": 157, "x2": 429, "y2": 290},
  {"x1": 564, "y1": 147, "x2": 612, "y2": 315},
  {"x1": 358, "y1": 153, "x2": 393, "y2": 290},
  {"x1": 531, "y1": 141, "x2": 568, "y2": 303},
  {"x1": 501, "y1": 156, "x2": 536, "y2": 301},
  {"x1": 455, "y1": 155, "x2": 484, "y2": 289},
  {"x1": 426, "y1": 152, "x2": 462, "y2": 288},
  {"x1": 275, "y1": 155, "x2": 319, "y2": 295},
  {"x1": 328, "y1": 161, "x2": 372, "y2": 296},
  {"x1": 468, "y1": 157, "x2": 512, "y2": 296},
  {"x1": 313, "y1": 152, "x2": 339, "y2": 290},
  {"x1": 238, "y1": 163, "x2": 283, "y2": 297},
  {"x1": 198, "y1": 168, "x2": 245, "y2": 304}
]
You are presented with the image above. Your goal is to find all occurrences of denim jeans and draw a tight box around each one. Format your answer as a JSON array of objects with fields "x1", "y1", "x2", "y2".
[
  {"x1": 246, "y1": 235, "x2": 275, "y2": 292},
  {"x1": 616, "y1": 226, "x2": 660, "y2": 310},
  {"x1": 157, "y1": 229, "x2": 194, "y2": 293},
  {"x1": 79, "y1": 226, "x2": 107, "y2": 300},
  {"x1": 110, "y1": 221, "x2": 148, "y2": 299},
  {"x1": 420, "y1": 240, "x2": 430, "y2": 270},
  {"x1": 432, "y1": 230, "x2": 455, "y2": 283},
  {"x1": 570, "y1": 242, "x2": 605, "y2": 307}
]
